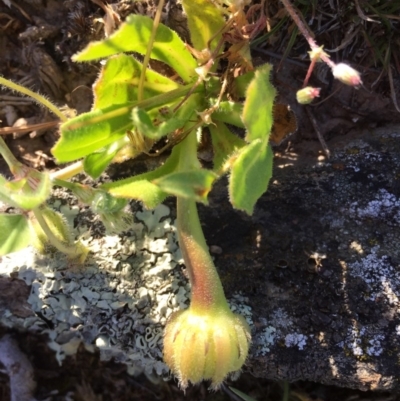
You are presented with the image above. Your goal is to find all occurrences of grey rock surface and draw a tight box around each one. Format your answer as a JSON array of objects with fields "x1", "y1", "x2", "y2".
[
  {"x1": 202, "y1": 124, "x2": 400, "y2": 391},
  {"x1": 2, "y1": 124, "x2": 400, "y2": 391}
]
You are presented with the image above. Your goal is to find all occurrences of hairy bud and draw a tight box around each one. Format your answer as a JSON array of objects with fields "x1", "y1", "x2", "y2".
[
  {"x1": 332, "y1": 63, "x2": 362, "y2": 87},
  {"x1": 164, "y1": 306, "x2": 251, "y2": 390},
  {"x1": 296, "y1": 86, "x2": 321, "y2": 104}
]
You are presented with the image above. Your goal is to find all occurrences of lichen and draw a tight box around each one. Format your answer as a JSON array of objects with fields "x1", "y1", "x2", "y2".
[{"x1": 0, "y1": 201, "x2": 254, "y2": 377}]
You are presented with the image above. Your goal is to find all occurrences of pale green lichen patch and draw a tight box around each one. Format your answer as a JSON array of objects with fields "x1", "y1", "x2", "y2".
[
  {"x1": 0, "y1": 201, "x2": 253, "y2": 377},
  {"x1": 1, "y1": 203, "x2": 188, "y2": 374}
]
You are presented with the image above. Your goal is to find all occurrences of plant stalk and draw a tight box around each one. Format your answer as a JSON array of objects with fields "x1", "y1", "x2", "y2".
[
  {"x1": 0, "y1": 77, "x2": 67, "y2": 122},
  {"x1": 0, "y1": 136, "x2": 24, "y2": 175},
  {"x1": 280, "y1": 0, "x2": 335, "y2": 69},
  {"x1": 50, "y1": 161, "x2": 84, "y2": 181},
  {"x1": 176, "y1": 131, "x2": 228, "y2": 313},
  {"x1": 31, "y1": 207, "x2": 81, "y2": 257},
  {"x1": 66, "y1": 82, "x2": 202, "y2": 131},
  {"x1": 138, "y1": 0, "x2": 165, "y2": 101}
]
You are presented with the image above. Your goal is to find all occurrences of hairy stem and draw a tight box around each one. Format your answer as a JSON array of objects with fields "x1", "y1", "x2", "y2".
[
  {"x1": 0, "y1": 136, "x2": 23, "y2": 174},
  {"x1": 0, "y1": 76, "x2": 67, "y2": 122},
  {"x1": 66, "y1": 82, "x2": 200, "y2": 131},
  {"x1": 176, "y1": 132, "x2": 228, "y2": 312},
  {"x1": 31, "y1": 207, "x2": 80, "y2": 257},
  {"x1": 138, "y1": 0, "x2": 165, "y2": 101},
  {"x1": 280, "y1": 0, "x2": 335, "y2": 69}
]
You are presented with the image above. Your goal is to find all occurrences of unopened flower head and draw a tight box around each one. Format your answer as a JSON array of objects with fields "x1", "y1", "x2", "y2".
[
  {"x1": 308, "y1": 46, "x2": 327, "y2": 62},
  {"x1": 332, "y1": 63, "x2": 362, "y2": 87},
  {"x1": 296, "y1": 86, "x2": 321, "y2": 104},
  {"x1": 163, "y1": 306, "x2": 251, "y2": 390}
]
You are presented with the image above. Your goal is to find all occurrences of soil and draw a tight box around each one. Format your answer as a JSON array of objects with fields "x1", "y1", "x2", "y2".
[{"x1": 1, "y1": 1, "x2": 400, "y2": 400}]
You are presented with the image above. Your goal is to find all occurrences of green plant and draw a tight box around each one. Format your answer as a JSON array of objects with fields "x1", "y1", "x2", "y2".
[
  {"x1": 0, "y1": 0, "x2": 275, "y2": 389},
  {"x1": 0, "y1": 0, "x2": 362, "y2": 391}
]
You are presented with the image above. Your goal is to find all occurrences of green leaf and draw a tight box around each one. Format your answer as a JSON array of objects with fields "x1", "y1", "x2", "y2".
[
  {"x1": 131, "y1": 98, "x2": 196, "y2": 141},
  {"x1": 100, "y1": 146, "x2": 180, "y2": 209},
  {"x1": 209, "y1": 121, "x2": 245, "y2": 174},
  {"x1": 229, "y1": 141, "x2": 273, "y2": 214},
  {"x1": 53, "y1": 85, "x2": 200, "y2": 163},
  {"x1": 132, "y1": 107, "x2": 187, "y2": 140},
  {"x1": 242, "y1": 64, "x2": 275, "y2": 142},
  {"x1": 153, "y1": 170, "x2": 217, "y2": 203},
  {"x1": 212, "y1": 101, "x2": 244, "y2": 128},
  {"x1": 108, "y1": 179, "x2": 167, "y2": 210},
  {"x1": 52, "y1": 104, "x2": 131, "y2": 163},
  {"x1": 94, "y1": 54, "x2": 180, "y2": 109},
  {"x1": 181, "y1": 0, "x2": 225, "y2": 54},
  {"x1": 232, "y1": 71, "x2": 255, "y2": 98},
  {"x1": 0, "y1": 214, "x2": 31, "y2": 255},
  {"x1": 73, "y1": 14, "x2": 197, "y2": 83},
  {"x1": 83, "y1": 140, "x2": 123, "y2": 179},
  {"x1": 0, "y1": 170, "x2": 51, "y2": 210}
]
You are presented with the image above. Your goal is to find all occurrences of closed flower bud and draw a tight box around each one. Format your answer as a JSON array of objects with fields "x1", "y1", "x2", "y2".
[
  {"x1": 296, "y1": 86, "x2": 320, "y2": 104},
  {"x1": 29, "y1": 207, "x2": 89, "y2": 263},
  {"x1": 29, "y1": 207, "x2": 72, "y2": 253},
  {"x1": 332, "y1": 63, "x2": 362, "y2": 87},
  {"x1": 98, "y1": 210, "x2": 132, "y2": 233},
  {"x1": 163, "y1": 306, "x2": 251, "y2": 390}
]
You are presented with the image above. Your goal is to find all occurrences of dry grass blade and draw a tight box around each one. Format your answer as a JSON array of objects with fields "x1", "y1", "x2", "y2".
[
  {"x1": 0, "y1": 121, "x2": 59, "y2": 136},
  {"x1": 354, "y1": 0, "x2": 380, "y2": 23},
  {"x1": 305, "y1": 106, "x2": 330, "y2": 158},
  {"x1": 388, "y1": 63, "x2": 400, "y2": 113}
]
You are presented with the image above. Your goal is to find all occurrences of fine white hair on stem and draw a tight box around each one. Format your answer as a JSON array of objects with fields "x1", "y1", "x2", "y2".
[{"x1": 0, "y1": 76, "x2": 66, "y2": 122}]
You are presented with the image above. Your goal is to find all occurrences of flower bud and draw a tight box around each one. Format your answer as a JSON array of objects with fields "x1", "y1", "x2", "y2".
[
  {"x1": 163, "y1": 306, "x2": 251, "y2": 390},
  {"x1": 28, "y1": 207, "x2": 89, "y2": 263},
  {"x1": 332, "y1": 63, "x2": 362, "y2": 87},
  {"x1": 296, "y1": 86, "x2": 321, "y2": 104},
  {"x1": 308, "y1": 46, "x2": 327, "y2": 62},
  {"x1": 29, "y1": 207, "x2": 71, "y2": 253}
]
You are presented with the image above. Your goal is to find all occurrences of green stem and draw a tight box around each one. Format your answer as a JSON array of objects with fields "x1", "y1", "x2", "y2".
[
  {"x1": 280, "y1": 0, "x2": 335, "y2": 69},
  {"x1": 0, "y1": 136, "x2": 24, "y2": 175},
  {"x1": 50, "y1": 161, "x2": 84, "y2": 181},
  {"x1": 138, "y1": 0, "x2": 165, "y2": 101},
  {"x1": 0, "y1": 76, "x2": 67, "y2": 122},
  {"x1": 176, "y1": 132, "x2": 228, "y2": 313},
  {"x1": 31, "y1": 207, "x2": 80, "y2": 257},
  {"x1": 66, "y1": 83, "x2": 201, "y2": 131},
  {"x1": 52, "y1": 177, "x2": 82, "y2": 191}
]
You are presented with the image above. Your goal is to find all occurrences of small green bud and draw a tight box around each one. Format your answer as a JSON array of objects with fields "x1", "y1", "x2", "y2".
[
  {"x1": 332, "y1": 63, "x2": 362, "y2": 87},
  {"x1": 70, "y1": 183, "x2": 96, "y2": 205},
  {"x1": 29, "y1": 207, "x2": 89, "y2": 263},
  {"x1": 163, "y1": 306, "x2": 251, "y2": 390},
  {"x1": 91, "y1": 191, "x2": 128, "y2": 214},
  {"x1": 91, "y1": 191, "x2": 131, "y2": 233},
  {"x1": 296, "y1": 86, "x2": 320, "y2": 104},
  {"x1": 29, "y1": 207, "x2": 71, "y2": 253},
  {"x1": 98, "y1": 210, "x2": 132, "y2": 233}
]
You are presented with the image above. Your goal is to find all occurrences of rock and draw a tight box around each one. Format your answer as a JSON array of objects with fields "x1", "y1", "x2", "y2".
[
  {"x1": 201, "y1": 124, "x2": 400, "y2": 391},
  {"x1": 1, "y1": 125, "x2": 400, "y2": 390}
]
